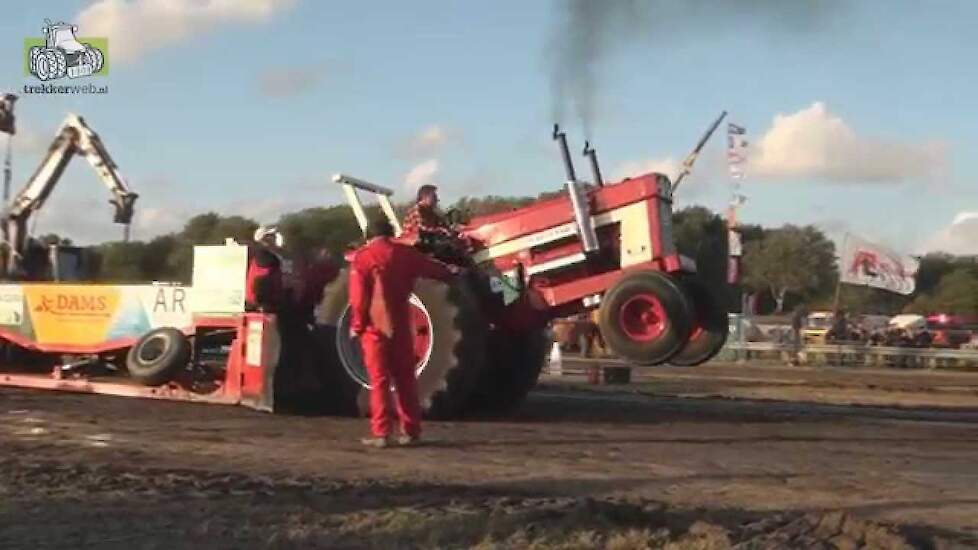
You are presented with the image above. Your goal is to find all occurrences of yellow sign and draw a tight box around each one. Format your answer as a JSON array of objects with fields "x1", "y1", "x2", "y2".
[
  {"x1": 24, "y1": 285, "x2": 121, "y2": 346},
  {"x1": 191, "y1": 244, "x2": 247, "y2": 314}
]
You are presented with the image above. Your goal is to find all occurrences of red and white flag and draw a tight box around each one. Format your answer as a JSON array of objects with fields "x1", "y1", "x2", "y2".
[
  {"x1": 727, "y1": 122, "x2": 747, "y2": 180},
  {"x1": 840, "y1": 234, "x2": 919, "y2": 295}
]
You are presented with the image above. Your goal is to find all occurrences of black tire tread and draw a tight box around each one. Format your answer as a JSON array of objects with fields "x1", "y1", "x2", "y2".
[
  {"x1": 318, "y1": 270, "x2": 487, "y2": 420},
  {"x1": 598, "y1": 270, "x2": 692, "y2": 366},
  {"x1": 126, "y1": 327, "x2": 191, "y2": 386},
  {"x1": 465, "y1": 328, "x2": 549, "y2": 415},
  {"x1": 670, "y1": 276, "x2": 729, "y2": 366}
]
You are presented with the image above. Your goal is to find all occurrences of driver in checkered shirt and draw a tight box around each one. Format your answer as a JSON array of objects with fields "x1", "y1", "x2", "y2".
[
  {"x1": 400, "y1": 184, "x2": 455, "y2": 244},
  {"x1": 401, "y1": 184, "x2": 477, "y2": 260}
]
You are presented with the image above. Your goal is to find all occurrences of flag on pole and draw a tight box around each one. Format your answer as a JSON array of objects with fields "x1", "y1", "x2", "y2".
[
  {"x1": 727, "y1": 122, "x2": 747, "y2": 179},
  {"x1": 839, "y1": 234, "x2": 919, "y2": 295},
  {"x1": 728, "y1": 228, "x2": 742, "y2": 257},
  {"x1": 727, "y1": 256, "x2": 740, "y2": 284},
  {"x1": 0, "y1": 94, "x2": 16, "y2": 135}
]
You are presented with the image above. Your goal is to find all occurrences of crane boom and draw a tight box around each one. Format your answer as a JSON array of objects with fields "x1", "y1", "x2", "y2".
[{"x1": 1, "y1": 114, "x2": 138, "y2": 278}]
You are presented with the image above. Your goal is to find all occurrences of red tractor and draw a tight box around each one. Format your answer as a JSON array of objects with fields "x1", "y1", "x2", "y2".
[{"x1": 318, "y1": 122, "x2": 729, "y2": 419}]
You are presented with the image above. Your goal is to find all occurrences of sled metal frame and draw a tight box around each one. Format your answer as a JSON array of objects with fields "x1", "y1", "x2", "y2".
[{"x1": 0, "y1": 314, "x2": 275, "y2": 411}]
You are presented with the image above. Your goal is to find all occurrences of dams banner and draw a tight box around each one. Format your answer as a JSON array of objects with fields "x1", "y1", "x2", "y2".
[
  {"x1": 0, "y1": 284, "x2": 194, "y2": 348},
  {"x1": 839, "y1": 234, "x2": 919, "y2": 295}
]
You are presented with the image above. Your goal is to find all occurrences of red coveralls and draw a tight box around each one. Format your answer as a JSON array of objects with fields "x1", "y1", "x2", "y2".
[
  {"x1": 245, "y1": 247, "x2": 285, "y2": 312},
  {"x1": 349, "y1": 237, "x2": 454, "y2": 438}
]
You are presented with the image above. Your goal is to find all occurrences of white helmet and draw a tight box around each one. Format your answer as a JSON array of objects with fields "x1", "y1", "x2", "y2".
[{"x1": 253, "y1": 224, "x2": 284, "y2": 248}]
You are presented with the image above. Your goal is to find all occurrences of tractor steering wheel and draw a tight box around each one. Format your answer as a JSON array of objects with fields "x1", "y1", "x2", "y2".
[{"x1": 443, "y1": 208, "x2": 469, "y2": 227}]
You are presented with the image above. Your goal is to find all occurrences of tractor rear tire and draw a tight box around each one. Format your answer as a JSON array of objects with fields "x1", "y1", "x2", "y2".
[
  {"x1": 669, "y1": 276, "x2": 729, "y2": 366},
  {"x1": 465, "y1": 328, "x2": 549, "y2": 415},
  {"x1": 598, "y1": 270, "x2": 692, "y2": 366},
  {"x1": 28, "y1": 47, "x2": 41, "y2": 75},
  {"x1": 46, "y1": 50, "x2": 67, "y2": 80},
  {"x1": 126, "y1": 328, "x2": 191, "y2": 386},
  {"x1": 319, "y1": 271, "x2": 488, "y2": 420},
  {"x1": 35, "y1": 52, "x2": 54, "y2": 81}
]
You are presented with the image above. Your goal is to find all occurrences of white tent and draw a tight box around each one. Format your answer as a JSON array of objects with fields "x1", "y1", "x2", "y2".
[{"x1": 888, "y1": 314, "x2": 925, "y2": 331}]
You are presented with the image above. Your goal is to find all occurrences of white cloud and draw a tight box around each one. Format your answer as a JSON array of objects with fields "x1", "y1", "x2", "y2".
[
  {"x1": 398, "y1": 125, "x2": 460, "y2": 157},
  {"x1": 404, "y1": 159, "x2": 439, "y2": 193},
  {"x1": 257, "y1": 65, "x2": 325, "y2": 98},
  {"x1": 750, "y1": 102, "x2": 947, "y2": 183},
  {"x1": 7, "y1": 123, "x2": 51, "y2": 156},
  {"x1": 77, "y1": 0, "x2": 297, "y2": 63},
  {"x1": 922, "y1": 212, "x2": 978, "y2": 255},
  {"x1": 132, "y1": 206, "x2": 186, "y2": 238},
  {"x1": 415, "y1": 126, "x2": 448, "y2": 149}
]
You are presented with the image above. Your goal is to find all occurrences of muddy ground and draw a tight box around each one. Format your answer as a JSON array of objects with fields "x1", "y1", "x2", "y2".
[{"x1": 1, "y1": 360, "x2": 977, "y2": 548}]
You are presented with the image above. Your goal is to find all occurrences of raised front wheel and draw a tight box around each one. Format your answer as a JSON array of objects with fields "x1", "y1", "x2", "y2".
[
  {"x1": 598, "y1": 270, "x2": 692, "y2": 366},
  {"x1": 669, "y1": 276, "x2": 729, "y2": 366}
]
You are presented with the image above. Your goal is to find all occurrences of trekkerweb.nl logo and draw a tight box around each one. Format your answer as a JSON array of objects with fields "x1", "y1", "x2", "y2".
[{"x1": 22, "y1": 19, "x2": 108, "y2": 95}]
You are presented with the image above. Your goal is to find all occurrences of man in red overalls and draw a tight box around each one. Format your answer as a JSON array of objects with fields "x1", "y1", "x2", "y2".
[
  {"x1": 349, "y1": 218, "x2": 457, "y2": 448},
  {"x1": 245, "y1": 225, "x2": 287, "y2": 312}
]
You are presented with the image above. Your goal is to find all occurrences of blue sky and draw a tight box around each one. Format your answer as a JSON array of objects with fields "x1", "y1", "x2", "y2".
[{"x1": 0, "y1": 1, "x2": 975, "y2": 255}]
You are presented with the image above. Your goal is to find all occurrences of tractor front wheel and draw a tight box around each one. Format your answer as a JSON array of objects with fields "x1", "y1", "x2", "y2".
[
  {"x1": 84, "y1": 44, "x2": 104, "y2": 73},
  {"x1": 598, "y1": 270, "x2": 692, "y2": 366},
  {"x1": 34, "y1": 52, "x2": 54, "y2": 81},
  {"x1": 669, "y1": 276, "x2": 729, "y2": 366},
  {"x1": 46, "y1": 50, "x2": 67, "y2": 79}
]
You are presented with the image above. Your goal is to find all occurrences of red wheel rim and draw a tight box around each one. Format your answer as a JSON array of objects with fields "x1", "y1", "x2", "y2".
[
  {"x1": 408, "y1": 295, "x2": 433, "y2": 375},
  {"x1": 688, "y1": 323, "x2": 704, "y2": 342},
  {"x1": 618, "y1": 293, "x2": 667, "y2": 342}
]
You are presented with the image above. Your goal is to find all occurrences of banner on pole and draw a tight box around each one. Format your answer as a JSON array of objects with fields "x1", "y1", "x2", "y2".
[
  {"x1": 840, "y1": 234, "x2": 919, "y2": 295},
  {"x1": 727, "y1": 256, "x2": 739, "y2": 284},
  {"x1": 727, "y1": 122, "x2": 747, "y2": 179},
  {"x1": 727, "y1": 229, "x2": 742, "y2": 257}
]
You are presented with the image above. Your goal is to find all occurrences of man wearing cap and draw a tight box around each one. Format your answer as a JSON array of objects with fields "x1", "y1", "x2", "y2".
[
  {"x1": 246, "y1": 225, "x2": 288, "y2": 313},
  {"x1": 349, "y1": 218, "x2": 458, "y2": 448}
]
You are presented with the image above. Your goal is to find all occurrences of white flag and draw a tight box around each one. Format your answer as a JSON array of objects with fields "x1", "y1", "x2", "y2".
[
  {"x1": 727, "y1": 122, "x2": 747, "y2": 179},
  {"x1": 727, "y1": 229, "x2": 742, "y2": 257},
  {"x1": 840, "y1": 234, "x2": 919, "y2": 295}
]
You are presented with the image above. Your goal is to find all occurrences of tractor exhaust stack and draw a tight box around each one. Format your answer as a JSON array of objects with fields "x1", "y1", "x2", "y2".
[
  {"x1": 552, "y1": 124, "x2": 599, "y2": 253},
  {"x1": 582, "y1": 141, "x2": 603, "y2": 187},
  {"x1": 552, "y1": 124, "x2": 577, "y2": 182}
]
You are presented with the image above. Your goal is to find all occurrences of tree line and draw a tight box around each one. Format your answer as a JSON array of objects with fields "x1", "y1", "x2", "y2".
[{"x1": 44, "y1": 196, "x2": 978, "y2": 317}]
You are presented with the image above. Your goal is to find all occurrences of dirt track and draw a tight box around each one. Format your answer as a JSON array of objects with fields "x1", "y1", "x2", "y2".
[{"x1": 2, "y1": 361, "x2": 977, "y2": 548}]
